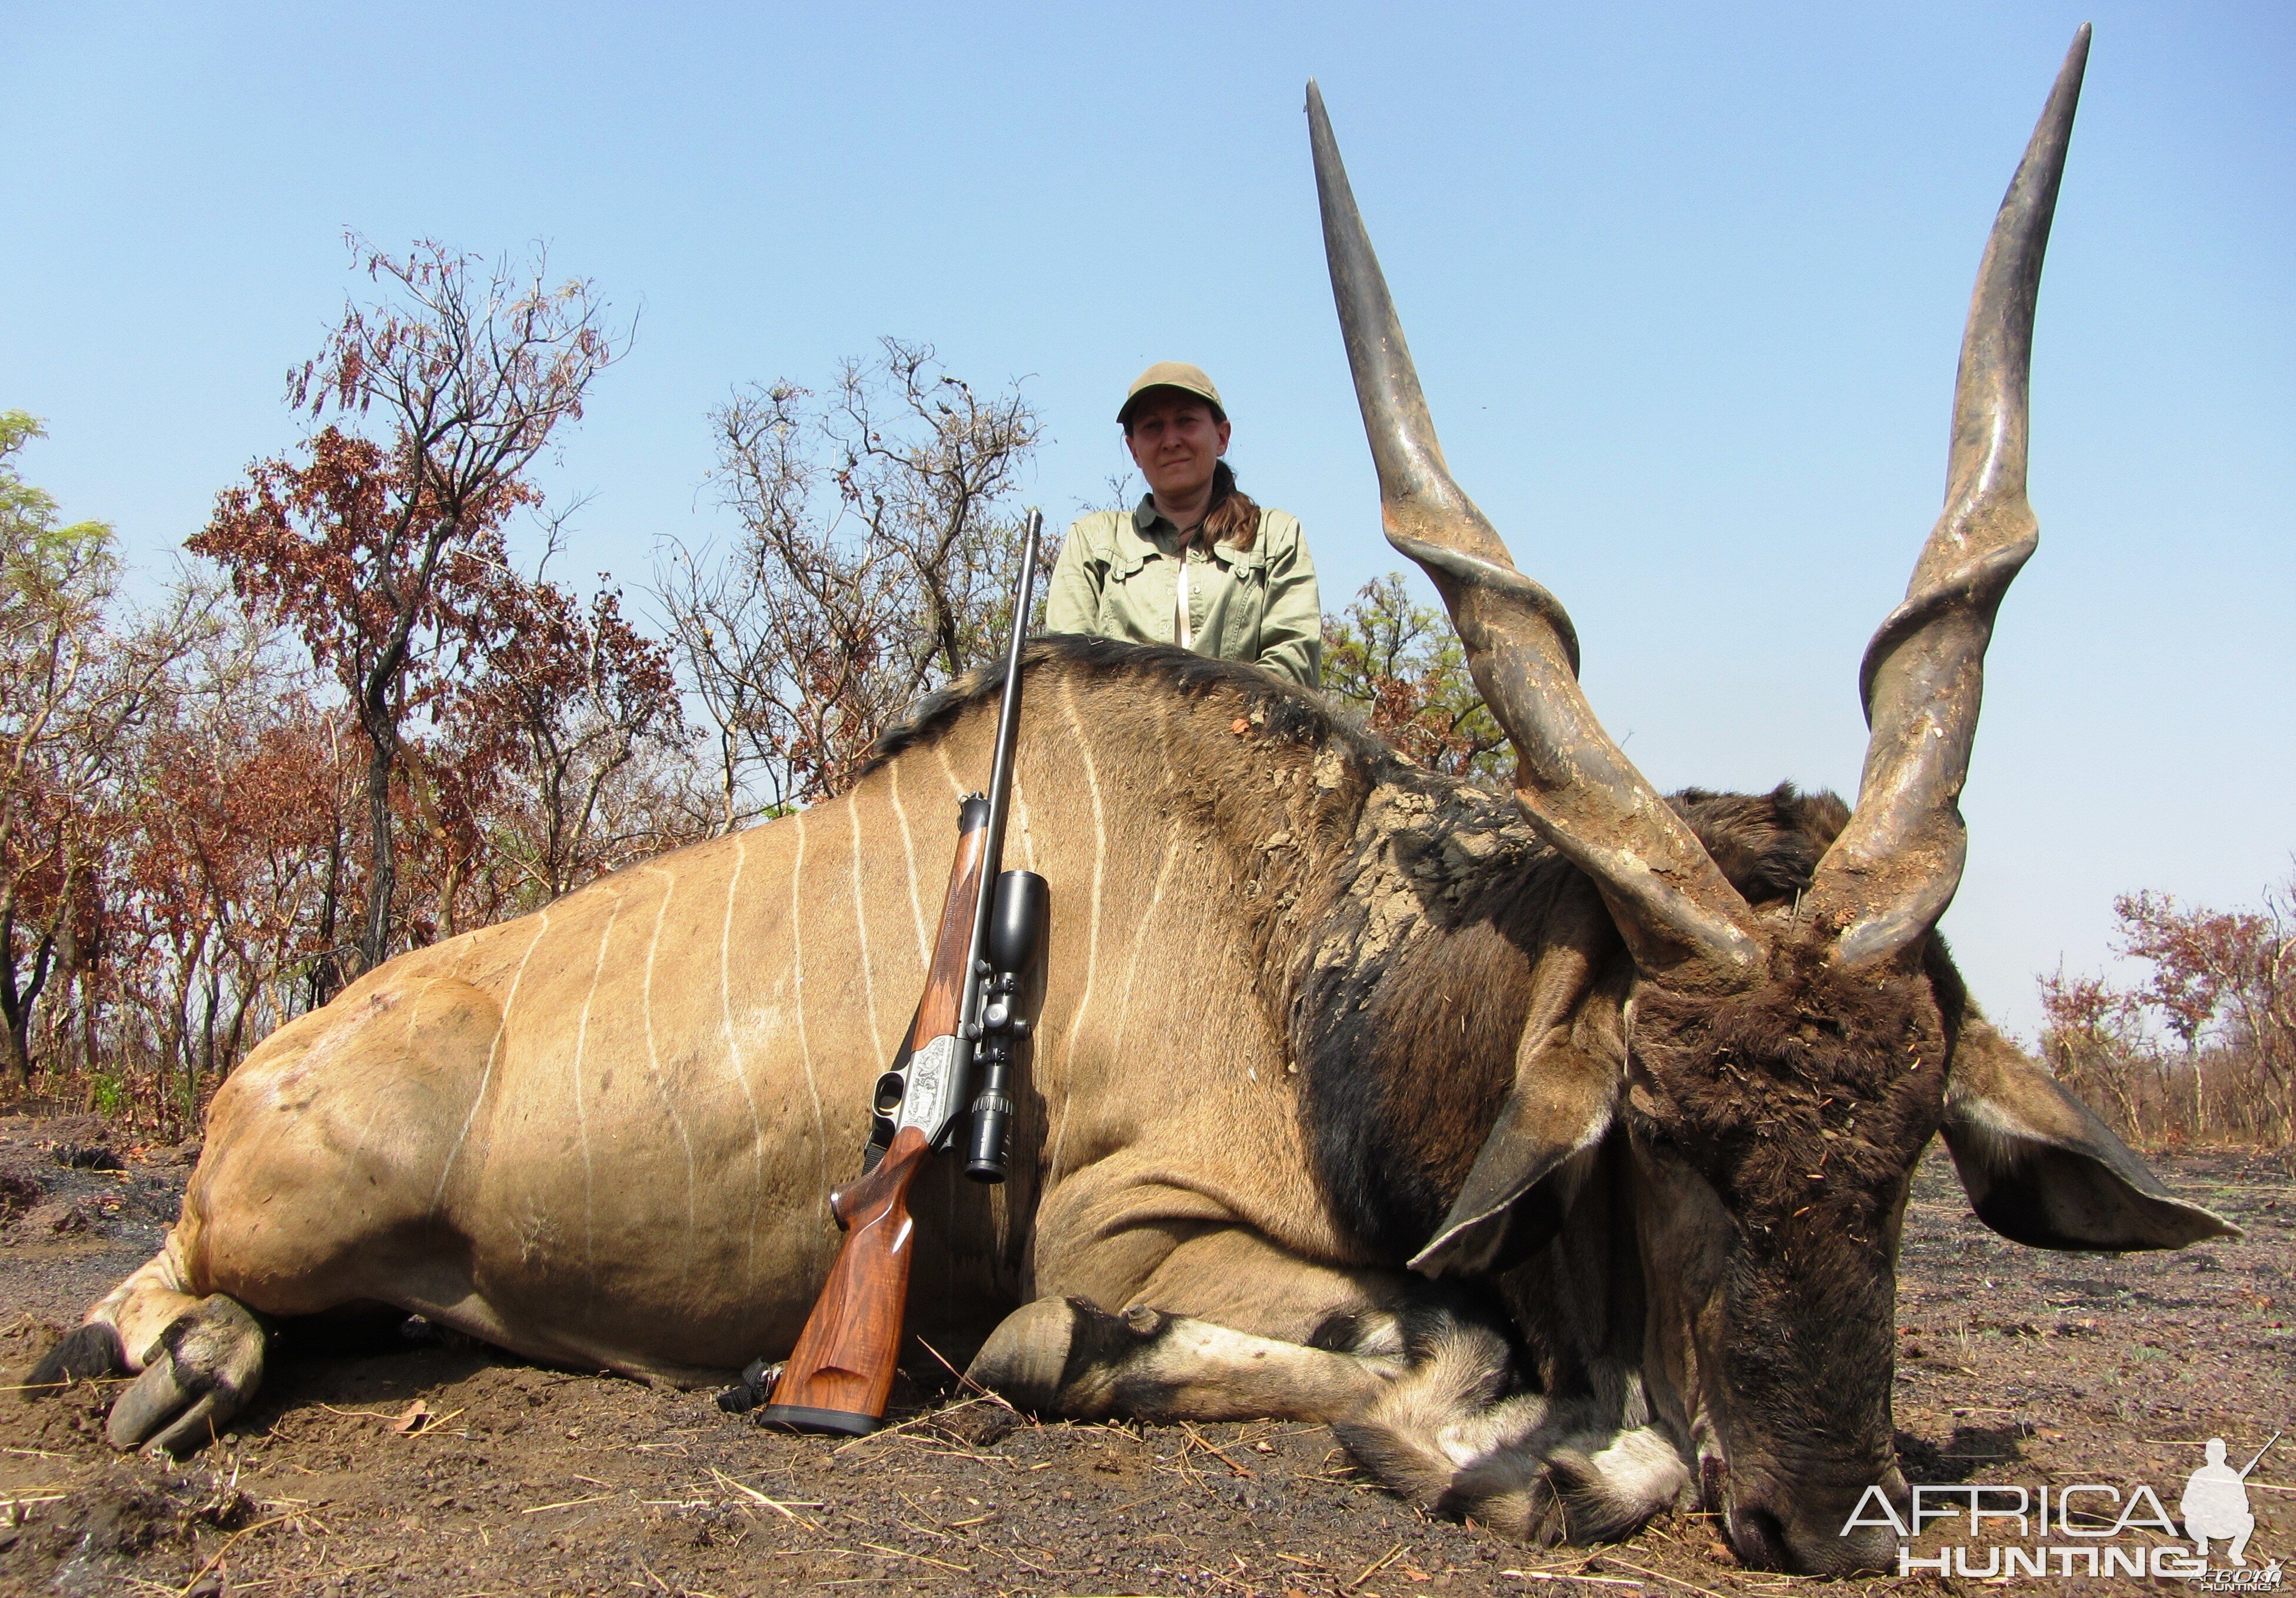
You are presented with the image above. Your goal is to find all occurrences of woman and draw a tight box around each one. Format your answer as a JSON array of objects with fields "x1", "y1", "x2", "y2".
[{"x1": 1044, "y1": 363, "x2": 1321, "y2": 689}]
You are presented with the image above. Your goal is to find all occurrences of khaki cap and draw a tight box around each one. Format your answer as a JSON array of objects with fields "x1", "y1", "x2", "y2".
[{"x1": 1118, "y1": 362, "x2": 1225, "y2": 424}]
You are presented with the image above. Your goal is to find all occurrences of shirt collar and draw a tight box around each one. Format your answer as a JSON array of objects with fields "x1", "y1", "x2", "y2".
[
  {"x1": 1127, "y1": 494, "x2": 1262, "y2": 567},
  {"x1": 1130, "y1": 494, "x2": 1192, "y2": 556}
]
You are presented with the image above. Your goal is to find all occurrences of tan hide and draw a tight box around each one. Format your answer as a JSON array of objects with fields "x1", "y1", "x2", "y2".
[{"x1": 172, "y1": 655, "x2": 1362, "y2": 1383}]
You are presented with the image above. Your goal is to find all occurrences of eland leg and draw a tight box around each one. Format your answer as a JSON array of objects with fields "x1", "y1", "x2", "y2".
[
  {"x1": 24, "y1": 1232, "x2": 270, "y2": 1456},
  {"x1": 967, "y1": 1227, "x2": 1515, "y2": 1427},
  {"x1": 1338, "y1": 1146, "x2": 1693, "y2": 1546},
  {"x1": 973, "y1": 1294, "x2": 1406, "y2": 1423},
  {"x1": 32, "y1": 972, "x2": 506, "y2": 1454},
  {"x1": 1336, "y1": 1376, "x2": 1693, "y2": 1546},
  {"x1": 969, "y1": 1224, "x2": 1690, "y2": 1547}
]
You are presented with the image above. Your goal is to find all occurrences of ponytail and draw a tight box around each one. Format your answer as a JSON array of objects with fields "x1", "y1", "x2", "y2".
[{"x1": 1199, "y1": 460, "x2": 1260, "y2": 552}]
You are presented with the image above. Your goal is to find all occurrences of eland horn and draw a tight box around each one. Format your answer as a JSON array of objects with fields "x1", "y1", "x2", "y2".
[
  {"x1": 1308, "y1": 81, "x2": 1763, "y2": 988},
  {"x1": 1807, "y1": 26, "x2": 2089, "y2": 968}
]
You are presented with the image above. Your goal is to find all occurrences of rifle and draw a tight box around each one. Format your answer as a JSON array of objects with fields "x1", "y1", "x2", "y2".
[{"x1": 757, "y1": 509, "x2": 1049, "y2": 1435}]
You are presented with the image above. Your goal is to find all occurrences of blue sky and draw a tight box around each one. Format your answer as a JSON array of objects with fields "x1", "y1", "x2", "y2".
[{"x1": 5, "y1": 2, "x2": 2290, "y2": 1034}]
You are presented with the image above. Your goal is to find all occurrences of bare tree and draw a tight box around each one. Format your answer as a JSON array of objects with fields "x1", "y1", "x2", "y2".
[
  {"x1": 2038, "y1": 967, "x2": 2152, "y2": 1140},
  {"x1": 1, "y1": 415, "x2": 217, "y2": 1083},
  {"x1": 2038, "y1": 869, "x2": 2296, "y2": 1150},
  {"x1": 658, "y1": 340, "x2": 1043, "y2": 820},
  {"x1": 101, "y1": 583, "x2": 352, "y2": 1123}
]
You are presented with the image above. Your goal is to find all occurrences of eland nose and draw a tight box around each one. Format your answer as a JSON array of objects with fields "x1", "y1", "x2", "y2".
[
  {"x1": 1726, "y1": 1504, "x2": 1793, "y2": 1570},
  {"x1": 1730, "y1": 1467, "x2": 1907, "y2": 1575}
]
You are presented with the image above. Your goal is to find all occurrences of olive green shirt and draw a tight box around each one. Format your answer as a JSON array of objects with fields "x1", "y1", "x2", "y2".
[{"x1": 1044, "y1": 497, "x2": 1322, "y2": 689}]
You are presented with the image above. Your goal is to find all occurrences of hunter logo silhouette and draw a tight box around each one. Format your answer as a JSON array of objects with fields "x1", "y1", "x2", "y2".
[{"x1": 2185, "y1": 1434, "x2": 2279, "y2": 1565}]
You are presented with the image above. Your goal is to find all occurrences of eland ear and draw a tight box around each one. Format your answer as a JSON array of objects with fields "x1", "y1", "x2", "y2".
[
  {"x1": 1942, "y1": 1016, "x2": 2240, "y2": 1250},
  {"x1": 1411, "y1": 1005, "x2": 1621, "y2": 1277}
]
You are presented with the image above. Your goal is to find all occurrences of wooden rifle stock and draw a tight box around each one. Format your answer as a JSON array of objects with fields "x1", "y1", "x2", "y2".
[{"x1": 759, "y1": 813, "x2": 988, "y2": 1433}]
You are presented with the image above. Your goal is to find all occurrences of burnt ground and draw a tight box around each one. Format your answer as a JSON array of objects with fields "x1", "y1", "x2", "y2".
[{"x1": 0, "y1": 1109, "x2": 2288, "y2": 1597}]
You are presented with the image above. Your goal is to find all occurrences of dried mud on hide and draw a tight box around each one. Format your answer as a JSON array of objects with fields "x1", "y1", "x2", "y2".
[{"x1": 0, "y1": 1112, "x2": 2288, "y2": 1596}]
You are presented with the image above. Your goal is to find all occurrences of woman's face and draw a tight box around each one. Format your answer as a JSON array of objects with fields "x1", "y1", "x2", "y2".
[{"x1": 1124, "y1": 392, "x2": 1230, "y2": 506}]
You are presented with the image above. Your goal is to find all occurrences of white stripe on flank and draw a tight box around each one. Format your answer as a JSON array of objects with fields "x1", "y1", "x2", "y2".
[
  {"x1": 1011, "y1": 779, "x2": 1037, "y2": 871},
  {"x1": 719, "y1": 832, "x2": 765, "y2": 1284},
  {"x1": 1110, "y1": 698, "x2": 1180, "y2": 1067},
  {"x1": 789, "y1": 813, "x2": 829, "y2": 1229},
  {"x1": 573, "y1": 893, "x2": 625, "y2": 1280},
  {"x1": 433, "y1": 910, "x2": 552, "y2": 1210},
  {"x1": 1111, "y1": 837, "x2": 1183, "y2": 1057},
  {"x1": 933, "y1": 740, "x2": 966, "y2": 801},
  {"x1": 850, "y1": 795, "x2": 885, "y2": 1058},
  {"x1": 887, "y1": 760, "x2": 930, "y2": 964},
  {"x1": 640, "y1": 867, "x2": 700, "y2": 1238},
  {"x1": 1046, "y1": 677, "x2": 1107, "y2": 1179}
]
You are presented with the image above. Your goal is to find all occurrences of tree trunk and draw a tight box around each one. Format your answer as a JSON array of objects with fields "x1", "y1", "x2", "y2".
[
  {"x1": 313, "y1": 814, "x2": 343, "y2": 1009},
  {"x1": 79, "y1": 973, "x2": 101, "y2": 1099},
  {"x1": 0, "y1": 1022, "x2": 29, "y2": 1089},
  {"x1": 358, "y1": 711, "x2": 397, "y2": 979},
  {"x1": 0, "y1": 922, "x2": 56, "y2": 1089},
  {"x1": 720, "y1": 728, "x2": 738, "y2": 835}
]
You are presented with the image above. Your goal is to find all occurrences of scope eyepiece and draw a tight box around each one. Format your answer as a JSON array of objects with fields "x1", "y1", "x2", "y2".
[{"x1": 988, "y1": 871, "x2": 1048, "y2": 973}]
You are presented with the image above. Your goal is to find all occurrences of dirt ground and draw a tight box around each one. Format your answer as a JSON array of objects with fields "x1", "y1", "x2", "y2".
[{"x1": 0, "y1": 1108, "x2": 2288, "y2": 1597}]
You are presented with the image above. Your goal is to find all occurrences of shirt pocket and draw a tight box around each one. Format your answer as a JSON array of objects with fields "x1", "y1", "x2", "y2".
[
  {"x1": 1100, "y1": 544, "x2": 1164, "y2": 642},
  {"x1": 1209, "y1": 542, "x2": 1269, "y2": 659}
]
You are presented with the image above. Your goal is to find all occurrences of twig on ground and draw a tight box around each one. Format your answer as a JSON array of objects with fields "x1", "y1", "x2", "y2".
[
  {"x1": 807, "y1": 1579, "x2": 948, "y2": 1589},
  {"x1": 833, "y1": 1399, "x2": 1004, "y2": 1454},
  {"x1": 913, "y1": 1335, "x2": 1019, "y2": 1410},
  {"x1": 1345, "y1": 1539, "x2": 1406, "y2": 1592},
  {"x1": 0, "y1": 1494, "x2": 69, "y2": 1516},
  {"x1": 1599, "y1": 1556, "x2": 1737, "y2": 1598},
  {"x1": 313, "y1": 1400, "x2": 462, "y2": 1432},
  {"x1": 707, "y1": 1465, "x2": 823, "y2": 1526},
  {"x1": 1502, "y1": 1573, "x2": 1642, "y2": 1590},
  {"x1": 1167, "y1": 1432, "x2": 1209, "y2": 1491},
  {"x1": 860, "y1": 1541, "x2": 972, "y2": 1572},
  {"x1": 1180, "y1": 1421, "x2": 1255, "y2": 1477},
  {"x1": 177, "y1": 1512, "x2": 297, "y2": 1597}
]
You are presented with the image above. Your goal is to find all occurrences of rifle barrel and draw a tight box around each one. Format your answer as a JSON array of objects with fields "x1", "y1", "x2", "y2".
[{"x1": 956, "y1": 510, "x2": 1042, "y2": 1053}]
